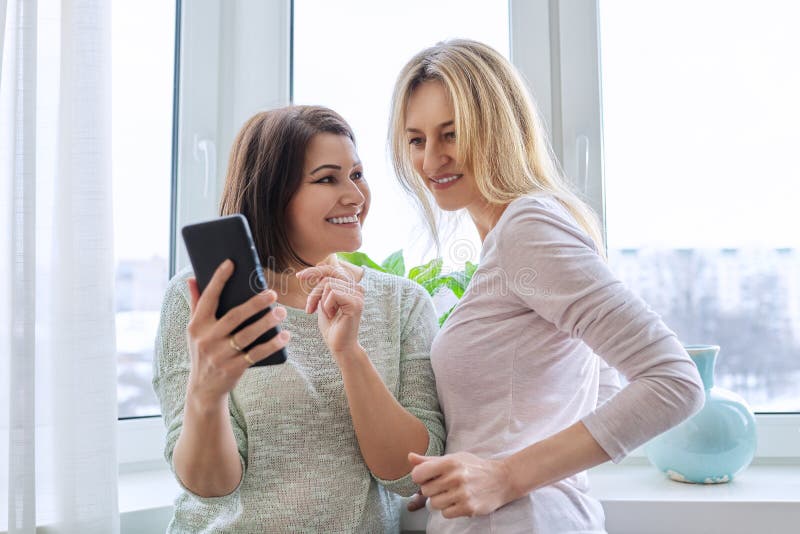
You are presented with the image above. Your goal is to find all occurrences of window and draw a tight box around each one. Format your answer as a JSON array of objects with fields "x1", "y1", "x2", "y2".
[
  {"x1": 293, "y1": 0, "x2": 509, "y2": 270},
  {"x1": 121, "y1": 0, "x2": 797, "y2": 465},
  {"x1": 113, "y1": 0, "x2": 176, "y2": 418},
  {"x1": 598, "y1": 0, "x2": 800, "y2": 412}
]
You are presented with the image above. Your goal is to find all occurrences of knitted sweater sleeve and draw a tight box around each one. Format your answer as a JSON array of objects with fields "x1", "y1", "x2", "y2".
[
  {"x1": 152, "y1": 273, "x2": 249, "y2": 509},
  {"x1": 373, "y1": 281, "x2": 445, "y2": 496}
]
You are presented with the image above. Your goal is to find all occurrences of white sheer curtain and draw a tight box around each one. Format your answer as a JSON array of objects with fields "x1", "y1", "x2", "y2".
[{"x1": 1, "y1": 0, "x2": 119, "y2": 533}]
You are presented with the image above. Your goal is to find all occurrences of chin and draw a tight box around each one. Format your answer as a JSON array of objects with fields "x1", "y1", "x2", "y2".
[
  {"x1": 338, "y1": 237, "x2": 362, "y2": 253},
  {"x1": 432, "y1": 196, "x2": 469, "y2": 212}
]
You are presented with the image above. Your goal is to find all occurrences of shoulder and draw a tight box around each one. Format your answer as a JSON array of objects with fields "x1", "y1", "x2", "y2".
[
  {"x1": 361, "y1": 267, "x2": 430, "y2": 307},
  {"x1": 160, "y1": 266, "x2": 194, "y2": 315},
  {"x1": 495, "y1": 194, "x2": 596, "y2": 251},
  {"x1": 166, "y1": 265, "x2": 194, "y2": 298},
  {"x1": 361, "y1": 268, "x2": 438, "y2": 344},
  {"x1": 154, "y1": 267, "x2": 195, "y2": 370},
  {"x1": 498, "y1": 194, "x2": 580, "y2": 233}
]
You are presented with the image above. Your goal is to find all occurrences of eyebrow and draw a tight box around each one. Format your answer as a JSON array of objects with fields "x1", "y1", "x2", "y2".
[
  {"x1": 310, "y1": 164, "x2": 341, "y2": 175},
  {"x1": 309, "y1": 161, "x2": 362, "y2": 175},
  {"x1": 405, "y1": 120, "x2": 454, "y2": 134}
]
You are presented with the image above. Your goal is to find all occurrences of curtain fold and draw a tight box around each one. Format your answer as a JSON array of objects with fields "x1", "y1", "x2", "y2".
[
  {"x1": 1, "y1": 0, "x2": 119, "y2": 532},
  {"x1": 0, "y1": 0, "x2": 8, "y2": 82}
]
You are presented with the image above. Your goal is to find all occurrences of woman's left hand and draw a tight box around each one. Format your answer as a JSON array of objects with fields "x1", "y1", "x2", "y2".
[
  {"x1": 409, "y1": 451, "x2": 517, "y2": 519},
  {"x1": 296, "y1": 264, "x2": 365, "y2": 356}
]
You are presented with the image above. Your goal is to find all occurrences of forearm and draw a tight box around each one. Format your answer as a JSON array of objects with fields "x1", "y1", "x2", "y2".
[
  {"x1": 504, "y1": 421, "x2": 610, "y2": 501},
  {"x1": 172, "y1": 388, "x2": 243, "y2": 497},
  {"x1": 336, "y1": 346, "x2": 430, "y2": 480}
]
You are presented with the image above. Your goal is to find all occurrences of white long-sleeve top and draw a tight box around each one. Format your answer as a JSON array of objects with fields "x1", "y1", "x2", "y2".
[{"x1": 428, "y1": 194, "x2": 704, "y2": 533}]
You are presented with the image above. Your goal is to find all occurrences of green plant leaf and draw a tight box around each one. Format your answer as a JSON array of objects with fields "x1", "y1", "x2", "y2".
[
  {"x1": 408, "y1": 258, "x2": 443, "y2": 285},
  {"x1": 465, "y1": 261, "x2": 478, "y2": 281},
  {"x1": 380, "y1": 250, "x2": 405, "y2": 276},
  {"x1": 438, "y1": 303, "x2": 457, "y2": 327},
  {"x1": 337, "y1": 252, "x2": 385, "y2": 272},
  {"x1": 421, "y1": 276, "x2": 451, "y2": 296},
  {"x1": 439, "y1": 272, "x2": 469, "y2": 299}
]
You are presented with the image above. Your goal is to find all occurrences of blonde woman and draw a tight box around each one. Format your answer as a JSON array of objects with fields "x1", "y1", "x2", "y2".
[
  {"x1": 153, "y1": 106, "x2": 444, "y2": 532},
  {"x1": 389, "y1": 40, "x2": 704, "y2": 533}
]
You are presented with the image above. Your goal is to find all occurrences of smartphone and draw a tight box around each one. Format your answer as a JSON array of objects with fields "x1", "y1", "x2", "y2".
[{"x1": 181, "y1": 214, "x2": 287, "y2": 366}]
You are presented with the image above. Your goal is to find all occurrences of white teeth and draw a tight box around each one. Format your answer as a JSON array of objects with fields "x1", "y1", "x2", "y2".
[
  {"x1": 328, "y1": 215, "x2": 359, "y2": 224},
  {"x1": 433, "y1": 175, "x2": 461, "y2": 184}
]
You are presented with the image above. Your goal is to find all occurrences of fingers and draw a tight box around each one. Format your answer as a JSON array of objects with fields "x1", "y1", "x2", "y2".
[
  {"x1": 305, "y1": 283, "x2": 325, "y2": 314},
  {"x1": 321, "y1": 283, "x2": 338, "y2": 318},
  {"x1": 296, "y1": 264, "x2": 351, "y2": 286},
  {"x1": 421, "y1": 471, "x2": 460, "y2": 499},
  {"x1": 195, "y1": 259, "x2": 234, "y2": 319},
  {"x1": 411, "y1": 455, "x2": 449, "y2": 486},
  {"x1": 237, "y1": 329, "x2": 291, "y2": 368},
  {"x1": 429, "y1": 487, "x2": 462, "y2": 511},
  {"x1": 297, "y1": 264, "x2": 355, "y2": 313},
  {"x1": 187, "y1": 278, "x2": 200, "y2": 314},
  {"x1": 226, "y1": 305, "x2": 287, "y2": 351},
  {"x1": 215, "y1": 289, "x2": 278, "y2": 337},
  {"x1": 406, "y1": 492, "x2": 428, "y2": 512},
  {"x1": 305, "y1": 277, "x2": 364, "y2": 315},
  {"x1": 442, "y1": 502, "x2": 473, "y2": 519},
  {"x1": 408, "y1": 452, "x2": 430, "y2": 466},
  {"x1": 323, "y1": 281, "x2": 365, "y2": 319}
]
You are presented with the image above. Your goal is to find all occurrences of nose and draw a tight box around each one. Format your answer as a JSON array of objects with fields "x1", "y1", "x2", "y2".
[
  {"x1": 341, "y1": 177, "x2": 365, "y2": 207},
  {"x1": 422, "y1": 139, "x2": 450, "y2": 177}
]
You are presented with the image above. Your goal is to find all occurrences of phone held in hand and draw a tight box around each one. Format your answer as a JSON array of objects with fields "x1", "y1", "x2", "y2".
[{"x1": 181, "y1": 214, "x2": 287, "y2": 367}]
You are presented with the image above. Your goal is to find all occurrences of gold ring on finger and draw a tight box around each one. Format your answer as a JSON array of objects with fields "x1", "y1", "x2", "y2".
[
  {"x1": 242, "y1": 352, "x2": 255, "y2": 365},
  {"x1": 229, "y1": 336, "x2": 244, "y2": 353}
]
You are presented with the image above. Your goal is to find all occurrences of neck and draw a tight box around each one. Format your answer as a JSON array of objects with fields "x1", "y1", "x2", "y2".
[
  {"x1": 466, "y1": 199, "x2": 509, "y2": 242},
  {"x1": 265, "y1": 254, "x2": 340, "y2": 308}
]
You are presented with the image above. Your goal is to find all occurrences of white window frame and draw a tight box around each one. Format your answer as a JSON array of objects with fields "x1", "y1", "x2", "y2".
[
  {"x1": 119, "y1": 0, "x2": 292, "y2": 469},
  {"x1": 509, "y1": 0, "x2": 799, "y2": 462},
  {"x1": 120, "y1": 0, "x2": 799, "y2": 472}
]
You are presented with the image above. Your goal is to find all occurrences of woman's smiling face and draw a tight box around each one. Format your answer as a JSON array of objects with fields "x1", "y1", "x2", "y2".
[
  {"x1": 286, "y1": 132, "x2": 370, "y2": 265},
  {"x1": 404, "y1": 80, "x2": 481, "y2": 212}
]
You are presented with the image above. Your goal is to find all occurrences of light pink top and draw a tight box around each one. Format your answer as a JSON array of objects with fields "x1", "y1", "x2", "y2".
[{"x1": 428, "y1": 195, "x2": 703, "y2": 533}]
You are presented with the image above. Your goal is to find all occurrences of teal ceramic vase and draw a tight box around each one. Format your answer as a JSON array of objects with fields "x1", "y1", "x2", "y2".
[{"x1": 645, "y1": 345, "x2": 757, "y2": 484}]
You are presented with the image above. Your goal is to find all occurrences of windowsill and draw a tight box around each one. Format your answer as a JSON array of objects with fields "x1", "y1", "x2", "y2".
[
  {"x1": 586, "y1": 459, "x2": 800, "y2": 534},
  {"x1": 119, "y1": 459, "x2": 800, "y2": 534}
]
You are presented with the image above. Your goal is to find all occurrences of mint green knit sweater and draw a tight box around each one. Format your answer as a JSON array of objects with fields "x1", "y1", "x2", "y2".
[{"x1": 153, "y1": 267, "x2": 444, "y2": 533}]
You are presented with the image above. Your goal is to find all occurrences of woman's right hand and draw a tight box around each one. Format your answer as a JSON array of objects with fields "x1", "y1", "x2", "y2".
[{"x1": 185, "y1": 259, "x2": 290, "y2": 405}]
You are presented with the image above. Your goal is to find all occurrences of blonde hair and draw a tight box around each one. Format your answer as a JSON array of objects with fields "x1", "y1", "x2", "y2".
[{"x1": 389, "y1": 39, "x2": 605, "y2": 255}]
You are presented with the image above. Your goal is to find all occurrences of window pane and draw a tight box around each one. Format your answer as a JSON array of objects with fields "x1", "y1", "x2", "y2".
[
  {"x1": 113, "y1": 1, "x2": 175, "y2": 418},
  {"x1": 599, "y1": 0, "x2": 800, "y2": 411},
  {"x1": 293, "y1": 0, "x2": 509, "y2": 271}
]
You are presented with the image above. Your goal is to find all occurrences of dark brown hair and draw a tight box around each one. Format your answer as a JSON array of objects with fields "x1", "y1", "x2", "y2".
[{"x1": 219, "y1": 105, "x2": 356, "y2": 271}]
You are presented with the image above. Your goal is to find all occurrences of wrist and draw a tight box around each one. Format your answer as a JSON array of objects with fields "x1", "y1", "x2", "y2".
[
  {"x1": 186, "y1": 381, "x2": 228, "y2": 415},
  {"x1": 500, "y1": 453, "x2": 528, "y2": 503},
  {"x1": 331, "y1": 343, "x2": 366, "y2": 361},
  {"x1": 331, "y1": 343, "x2": 369, "y2": 365}
]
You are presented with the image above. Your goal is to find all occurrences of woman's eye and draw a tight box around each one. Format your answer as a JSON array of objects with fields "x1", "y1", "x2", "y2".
[
  {"x1": 408, "y1": 137, "x2": 423, "y2": 146},
  {"x1": 351, "y1": 171, "x2": 364, "y2": 181},
  {"x1": 444, "y1": 131, "x2": 456, "y2": 141},
  {"x1": 314, "y1": 176, "x2": 334, "y2": 184}
]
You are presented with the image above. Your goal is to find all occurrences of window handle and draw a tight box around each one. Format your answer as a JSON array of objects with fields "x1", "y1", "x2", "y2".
[
  {"x1": 576, "y1": 134, "x2": 589, "y2": 195},
  {"x1": 193, "y1": 135, "x2": 217, "y2": 199}
]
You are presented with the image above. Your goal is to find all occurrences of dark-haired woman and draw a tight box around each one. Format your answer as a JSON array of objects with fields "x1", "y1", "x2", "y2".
[{"x1": 153, "y1": 106, "x2": 444, "y2": 533}]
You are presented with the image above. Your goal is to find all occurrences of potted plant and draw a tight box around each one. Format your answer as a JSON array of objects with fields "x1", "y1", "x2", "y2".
[{"x1": 338, "y1": 250, "x2": 477, "y2": 326}]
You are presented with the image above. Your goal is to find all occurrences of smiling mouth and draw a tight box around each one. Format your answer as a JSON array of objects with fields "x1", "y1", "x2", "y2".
[
  {"x1": 326, "y1": 214, "x2": 360, "y2": 225},
  {"x1": 430, "y1": 174, "x2": 462, "y2": 184}
]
